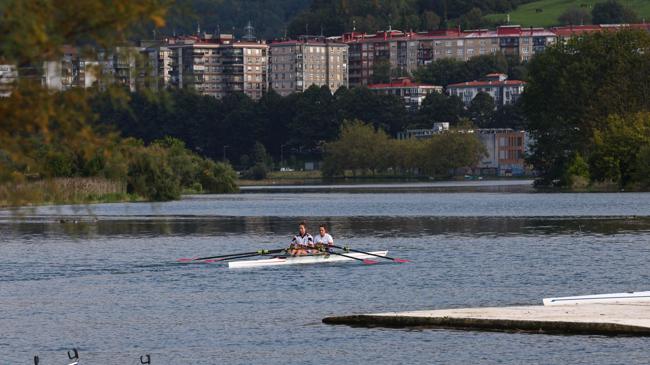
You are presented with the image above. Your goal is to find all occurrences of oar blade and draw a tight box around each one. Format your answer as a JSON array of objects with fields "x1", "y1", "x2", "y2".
[
  {"x1": 393, "y1": 258, "x2": 410, "y2": 263},
  {"x1": 177, "y1": 258, "x2": 195, "y2": 263}
]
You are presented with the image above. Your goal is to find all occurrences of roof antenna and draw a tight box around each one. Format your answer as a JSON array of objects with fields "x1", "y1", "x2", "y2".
[
  {"x1": 305, "y1": 23, "x2": 309, "y2": 35},
  {"x1": 243, "y1": 20, "x2": 256, "y2": 41},
  {"x1": 353, "y1": 19, "x2": 357, "y2": 32},
  {"x1": 320, "y1": 24, "x2": 324, "y2": 37},
  {"x1": 197, "y1": 22, "x2": 201, "y2": 35}
]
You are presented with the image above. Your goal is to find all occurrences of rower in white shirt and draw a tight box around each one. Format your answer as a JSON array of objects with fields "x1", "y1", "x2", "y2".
[
  {"x1": 289, "y1": 222, "x2": 314, "y2": 256},
  {"x1": 313, "y1": 224, "x2": 334, "y2": 252}
]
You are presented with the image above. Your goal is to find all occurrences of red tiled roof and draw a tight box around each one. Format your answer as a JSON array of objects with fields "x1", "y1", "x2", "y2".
[
  {"x1": 497, "y1": 26, "x2": 522, "y2": 35},
  {"x1": 368, "y1": 78, "x2": 441, "y2": 88},
  {"x1": 447, "y1": 80, "x2": 526, "y2": 88},
  {"x1": 552, "y1": 23, "x2": 650, "y2": 37}
]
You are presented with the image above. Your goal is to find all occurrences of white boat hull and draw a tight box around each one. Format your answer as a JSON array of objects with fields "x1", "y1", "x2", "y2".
[
  {"x1": 543, "y1": 291, "x2": 650, "y2": 306},
  {"x1": 228, "y1": 251, "x2": 388, "y2": 269}
]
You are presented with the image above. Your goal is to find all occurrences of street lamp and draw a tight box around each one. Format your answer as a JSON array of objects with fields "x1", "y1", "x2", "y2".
[
  {"x1": 280, "y1": 143, "x2": 288, "y2": 170},
  {"x1": 222, "y1": 145, "x2": 229, "y2": 161}
]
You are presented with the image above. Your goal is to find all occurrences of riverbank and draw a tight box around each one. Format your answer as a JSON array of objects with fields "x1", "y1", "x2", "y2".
[{"x1": 237, "y1": 170, "x2": 535, "y2": 187}]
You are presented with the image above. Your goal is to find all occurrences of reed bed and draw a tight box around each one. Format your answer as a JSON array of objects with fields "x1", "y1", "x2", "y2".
[{"x1": 0, "y1": 177, "x2": 128, "y2": 207}]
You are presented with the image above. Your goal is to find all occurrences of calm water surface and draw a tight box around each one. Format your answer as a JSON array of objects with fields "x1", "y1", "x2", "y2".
[{"x1": 1, "y1": 185, "x2": 650, "y2": 364}]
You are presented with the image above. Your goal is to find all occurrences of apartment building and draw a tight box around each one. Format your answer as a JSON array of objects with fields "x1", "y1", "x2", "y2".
[
  {"x1": 446, "y1": 73, "x2": 525, "y2": 107},
  {"x1": 341, "y1": 29, "x2": 419, "y2": 87},
  {"x1": 476, "y1": 128, "x2": 528, "y2": 176},
  {"x1": 0, "y1": 64, "x2": 17, "y2": 97},
  {"x1": 269, "y1": 37, "x2": 348, "y2": 96},
  {"x1": 41, "y1": 46, "x2": 99, "y2": 91},
  {"x1": 398, "y1": 125, "x2": 528, "y2": 176},
  {"x1": 165, "y1": 34, "x2": 268, "y2": 100},
  {"x1": 340, "y1": 25, "x2": 556, "y2": 87},
  {"x1": 368, "y1": 77, "x2": 442, "y2": 109}
]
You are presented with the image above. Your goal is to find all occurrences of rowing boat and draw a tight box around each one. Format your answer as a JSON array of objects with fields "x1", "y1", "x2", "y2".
[
  {"x1": 228, "y1": 250, "x2": 388, "y2": 269},
  {"x1": 543, "y1": 291, "x2": 650, "y2": 306}
]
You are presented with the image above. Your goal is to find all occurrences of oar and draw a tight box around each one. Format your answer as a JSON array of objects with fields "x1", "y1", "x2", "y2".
[
  {"x1": 326, "y1": 250, "x2": 378, "y2": 265},
  {"x1": 178, "y1": 248, "x2": 286, "y2": 262},
  {"x1": 202, "y1": 252, "x2": 281, "y2": 263},
  {"x1": 329, "y1": 244, "x2": 410, "y2": 263}
]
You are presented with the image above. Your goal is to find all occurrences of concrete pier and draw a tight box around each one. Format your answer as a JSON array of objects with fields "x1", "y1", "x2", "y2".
[{"x1": 323, "y1": 303, "x2": 650, "y2": 336}]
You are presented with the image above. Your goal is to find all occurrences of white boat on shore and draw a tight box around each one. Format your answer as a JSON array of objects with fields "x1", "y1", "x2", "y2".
[
  {"x1": 228, "y1": 251, "x2": 388, "y2": 269},
  {"x1": 543, "y1": 291, "x2": 650, "y2": 306}
]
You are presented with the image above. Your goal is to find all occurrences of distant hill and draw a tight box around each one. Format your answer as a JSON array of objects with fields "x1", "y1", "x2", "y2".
[
  {"x1": 156, "y1": 0, "x2": 311, "y2": 40},
  {"x1": 486, "y1": 0, "x2": 650, "y2": 27}
]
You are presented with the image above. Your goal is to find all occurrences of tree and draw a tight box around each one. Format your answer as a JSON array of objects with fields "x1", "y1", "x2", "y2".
[
  {"x1": 592, "y1": 0, "x2": 638, "y2": 24},
  {"x1": 0, "y1": 0, "x2": 167, "y2": 184},
  {"x1": 371, "y1": 59, "x2": 391, "y2": 84},
  {"x1": 414, "y1": 92, "x2": 467, "y2": 127},
  {"x1": 468, "y1": 92, "x2": 495, "y2": 128},
  {"x1": 589, "y1": 113, "x2": 650, "y2": 188},
  {"x1": 322, "y1": 120, "x2": 392, "y2": 176},
  {"x1": 459, "y1": 7, "x2": 487, "y2": 29},
  {"x1": 559, "y1": 6, "x2": 592, "y2": 25},
  {"x1": 523, "y1": 29, "x2": 650, "y2": 185}
]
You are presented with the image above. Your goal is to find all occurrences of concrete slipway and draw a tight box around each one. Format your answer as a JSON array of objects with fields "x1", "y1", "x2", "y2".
[{"x1": 323, "y1": 303, "x2": 650, "y2": 336}]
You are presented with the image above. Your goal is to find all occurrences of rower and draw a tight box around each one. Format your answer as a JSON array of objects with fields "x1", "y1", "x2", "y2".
[
  {"x1": 289, "y1": 222, "x2": 313, "y2": 256},
  {"x1": 313, "y1": 224, "x2": 334, "y2": 253}
]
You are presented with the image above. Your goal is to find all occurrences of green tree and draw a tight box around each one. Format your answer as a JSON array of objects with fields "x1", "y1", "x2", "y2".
[
  {"x1": 589, "y1": 113, "x2": 650, "y2": 188},
  {"x1": 468, "y1": 92, "x2": 495, "y2": 128},
  {"x1": 371, "y1": 59, "x2": 392, "y2": 84},
  {"x1": 322, "y1": 120, "x2": 392, "y2": 176},
  {"x1": 414, "y1": 92, "x2": 466, "y2": 127},
  {"x1": 523, "y1": 29, "x2": 650, "y2": 185},
  {"x1": 592, "y1": 0, "x2": 638, "y2": 24},
  {"x1": 559, "y1": 6, "x2": 592, "y2": 25},
  {"x1": 563, "y1": 153, "x2": 591, "y2": 189}
]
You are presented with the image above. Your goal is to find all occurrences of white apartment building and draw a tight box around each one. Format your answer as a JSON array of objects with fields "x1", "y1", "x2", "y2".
[
  {"x1": 446, "y1": 73, "x2": 525, "y2": 107},
  {"x1": 269, "y1": 38, "x2": 348, "y2": 96}
]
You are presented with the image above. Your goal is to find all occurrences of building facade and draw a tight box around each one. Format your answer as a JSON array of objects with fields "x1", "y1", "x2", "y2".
[
  {"x1": 398, "y1": 125, "x2": 528, "y2": 176},
  {"x1": 269, "y1": 37, "x2": 348, "y2": 96},
  {"x1": 340, "y1": 25, "x2": 556, "y2": 88},
  {"x1": 165, "y1": 34, "x2": 268, "y2": 100},
  {"x1": 446, "y1": 73, "x2": 525, "y2": 107},
  {"x1": 0, "y1": 64, "x2": 18, "y2": 97},
  {"x1": 368, "y1": 78, "x2": 442, "y2": 109},
  {"x1": 476, "y1": 128, "x2": 527, "y2": 176}
]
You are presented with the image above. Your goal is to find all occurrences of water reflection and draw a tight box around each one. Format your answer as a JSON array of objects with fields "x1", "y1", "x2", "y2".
[{"x1": 2, "y1": 216, "x2": 649, "y2": 240}]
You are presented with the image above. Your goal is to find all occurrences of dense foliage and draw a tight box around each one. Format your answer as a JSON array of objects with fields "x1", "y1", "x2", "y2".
[
  {"x1": 0, "y1": 0, "x2": 238, "y2": 203},
  {"x1": 591, "y1": 0, "x2": 639, "y2": 24},
  {"x1": 143, "y1": 0, "x2": 539, "y2": 40},
  {"x1": 287, "y1": 0, "x2": 536, "y2": 36},
  {"x1": 413, "y1": 53, "x2": 527, "y2": 86},
  {"x1": 321, "y1": 120, "x2": 486, "y2": 178},
  {"x1": 523, "y1": 29, "x2": 650, "y2": 188},
  {"x1": 93, "y1": 86, "x2": 411, "y2": 169}
]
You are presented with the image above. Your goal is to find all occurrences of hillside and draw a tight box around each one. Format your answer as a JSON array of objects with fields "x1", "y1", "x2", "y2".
[{"x1": 486, "y1": 0, "x2": 650, "y2": 27}]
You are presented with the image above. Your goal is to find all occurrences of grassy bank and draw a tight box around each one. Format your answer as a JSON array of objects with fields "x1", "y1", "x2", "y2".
[
  {"x1": 239, "y1": 170, "x2": 323, "y2": 186},
  {"x1": 486, "y1": 0, "x2": 650, "y2": 27},
  {"x1": 0, "y1": 177, "x2": 136, "y2": 208}
]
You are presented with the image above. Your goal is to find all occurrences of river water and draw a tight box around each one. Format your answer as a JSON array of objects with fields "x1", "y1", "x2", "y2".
[{"x1": 1, "y1": 182, "x2": 650, "y2": 364}]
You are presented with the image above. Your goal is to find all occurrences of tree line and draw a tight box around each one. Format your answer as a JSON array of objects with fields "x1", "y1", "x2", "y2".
[
  {"x1": 322, "y1": 120, "x2": 486, "y2": 178},
  {"x1": 92, "y1": 73, "x2": 524, "y2": 175}
]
